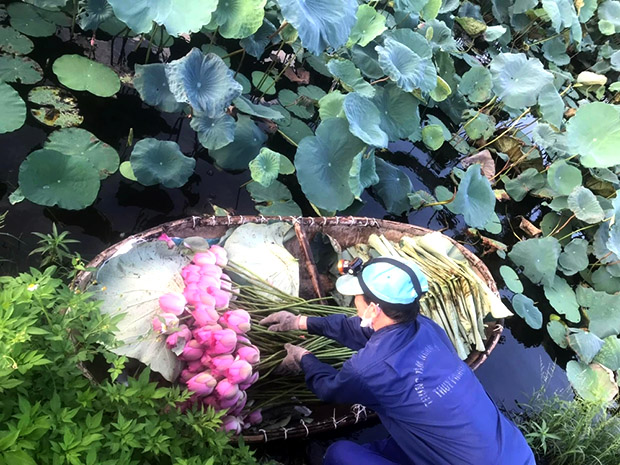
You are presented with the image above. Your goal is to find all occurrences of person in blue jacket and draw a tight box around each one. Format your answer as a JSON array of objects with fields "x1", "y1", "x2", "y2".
[{"x1": 260, "y1": 256, "x2": 535, "y2": 465}]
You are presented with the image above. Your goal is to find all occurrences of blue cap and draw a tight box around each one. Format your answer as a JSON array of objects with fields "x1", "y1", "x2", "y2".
[{"x1": 336, "y1": 257, "x2": 428, "y2": 305}]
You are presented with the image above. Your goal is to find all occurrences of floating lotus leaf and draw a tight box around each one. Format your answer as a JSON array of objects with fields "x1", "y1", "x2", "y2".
[
  {"x1": 134, "y1": 64, "x2": 184, "y2": 113},
  {"x1": 593, "y1": 221, "x2": 620, "y2": 265},
  {"x1": 372, "y1": 83, "x2": 420, "y2": 141},
  {"x1": 593, "y1": 336, "x2": 620, "y2": 371},
  {"x1": 509, "y1": 237, "x2": 561, "y2": 286},
  {"x1": 18, "y1": 149, "x2": 100, "y2": 209},
  {"x1": 318, "y1": 91, "x2": 346, "y2": 120},
  {"x1": 212, "y1": 0, "x2": 266, "y2": 38},
  {"x1": 246, "y1": 180, "x2": 302, "y2": 216},
  {"x1": 0, "y1": 26, "x2": 34, "y2": 54},
  {"x1": 235, "y1": 73, "x2": 251, "y2": 94},
  {"x1": 327, "y1": 59, "x2": 375, "y2": 98},
  {"x1": 0, "y1": 82, "x2": 26, "y2": 134},
  {"x1": 165, "y1": 48, "x2": 242, "y2": 117},
  {"x1": 543, "y1": 275, "x2": 581, "y2": 323},
  {"x1": 566, "y1": 102, "x2": 620, "y2": 169},
  {"x1": 351, "y1": 43, "x2": 384, "y2": 79},
  {"x1": 579, "y1": 0, "x2": 598, "y2": 21},
  {"x1": 376, "y1": 36, "x2": 437, "y2": 93},
  {"x1": 200, "y1": 44, "x2": 231, "y2": 66},
  {"x1": 278, "y1": 0, "x2": 357, "y2": 55},
  {"x1": 547, "y1": 160, "x2": 583, "y2": 195},
  {"x1": 558, "y1": 238, "x2": 589, "y2": 275},
  {"x1": 298, "y1": 85, "x2": 326, "y2": 101},
  {"x1": 607, "y1": 222, "x2": 620, "y2": 257},
  {"x1": 8, "y1": 3, "x2": 57, "y2": 37},
  {"x1": 490, "y1": 53, "x2": 553, "y2": 109},
  {"x1": 547, "y1": 320, "x2": 568, "y2": 348},
  {"x1": 44, "y1": 128, "x2": 119, "y2": 180},
  {"x1": 483, "y1": 25, "x2": 507, "y2": 41},
  {"x1": 499, "y1": 265, "x2": 523, "y2": 293},
  {"x1": 130, "y1": 139, "x2": 195, "y2": 188},
  {"x1": 28, "y1": 86, "x2": 83, "y2": 128},
  {"x1": 567, "y1": 186, "x2": 605, "y2": 224},
  {"x1": 249, "y1": 148, "x2": 295, "y2": 187},
  {"x1": 448, "y1": 165, "x2": 495, "y2": 229},
  {"x1": 598, "y1": 1, "x2": 620, "y2": 35},
  {"x1": 343, "y1": 92, "x2": 388, "y2": 148},
  {"x1": 349, "y1": 151, "x2": 379, "y2": 199},
  {"x1": 537, "y1": 84, "x2": 564, "y2": 128},
  {"x1": 513, "y1": 0, "x2": 537, "y2": 13},
  {"x1": 591, "y1": 267, "x2": 620, "y2": 293},
  {"x1": 278, "y1": 117, "x2": 314, "y2": 146},
  {"x1": 162, "y1": 0, "x2": 218, "y2": 37},
  {"x1": 294, "y1": 118, "x2": 365, "y2": 211},
  {"x1": 542, "y1": 37, "x2": 570, "y2": 66},
  {"x1": 107, "y1": 0, "x2": 171, "y2": 33},
  {"x1": 483, "y1": 212, "x2": 502, "y2": 234},
  {"x1": 278, "y1": 89, "x2": 313, "y2": 119},
  {"x1": 189, "y1": 112, "x2": 236, "y2": 151},
  {"x1": 422, "y1": 125, "x2": 444, "y2": 151},
  {"x1": 568, "y1": 329, "x2": 605, "y2": 364},
  {"x1": 77, "y1": 0, "x2": 113, "y2": 31},
  {"x1": 240, "y1": 19, "x2": 277, "y2": 59},
  {"x1": 251, "y1": 71, "x2": 276, "y2": 95},
  {"x1": 612, "y1": 51, "x2": 620, "y2": 72},
  {"x1": 53, "y1": 54, "x2": 120, "y2": 97},
  {"x1": 347, "y1": 4, "x2": 387, "y2": 47},
  {"x1": 576, "y1": 286, "x2": 620, "y2": 338},
  {"x1": 305, "y1": 53, "x2": 331, "y2": 77},
  {"x1": 119, "y1": 161, "x2": 137, "y2": 181},
  {"x1": 233, "y1": 96, "x2": 285, "y2": 121},
  {"x1": 566, "y1": 361, "x2": 618, "y2": 403},
  {"x1": 373, "y1": 158, "x2": 412, "y2": 214},
  {"x1": 503, "y1": 169, "x2": 545, "y2": 202},
  {"x1": 463, "y1": 110, "x2": 495, "y2": 140},
  {"x1": 92, "y1": 241, "x2": 188, "y2": 381},
  {"x1": 408, "y1": 190, "x2": 441, "y2": 210},
  {"x1": 209, "y1": 115, "x2": 266, "y2": 171},
  {"x1": 511, "y1": 294, "x2": 543, "y2": 329}
]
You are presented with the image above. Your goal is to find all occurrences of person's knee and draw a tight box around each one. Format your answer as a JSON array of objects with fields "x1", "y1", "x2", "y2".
[{"x1": 324, "y1": 440, "x2": 358, "y2": 465}]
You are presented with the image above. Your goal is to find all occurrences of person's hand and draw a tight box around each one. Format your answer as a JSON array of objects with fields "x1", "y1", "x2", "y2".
[
  {"x1": 275, "y1": 343, "x2": 310, "y2": 375},
  {"x1": 259, "y1": 311, "x2": 302, "y2": 331}
]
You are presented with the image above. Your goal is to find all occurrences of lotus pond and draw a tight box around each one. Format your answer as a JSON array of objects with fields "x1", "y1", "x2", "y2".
[{"x1": 0, "y1": 0, "x2": 619, "y2": 460}]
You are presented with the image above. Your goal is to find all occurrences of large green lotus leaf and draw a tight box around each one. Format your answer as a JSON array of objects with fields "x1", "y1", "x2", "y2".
[
  {"x1": 18, "y1": 149, "x2": 100, "y2": 209},
  {"x1": 77, "y1": 0, "x2": 114, "y2": 31},
  {"x1": 343, "y1": 92, "x2": 388, "y2": 148},
  {"x1": 53, "y1": 55, "x2": 120, "y2": 97},
  {"x1": 372, "y1": 83, "x2": 420, "y2": 140},
  {"x1": 200, "y1": 44, "x2": 231, "y2": 67},
  {"x1": 542, "y1": 37, "x2": 570, "y2": 66},
  {"x1": 23, "y1": 0, "x2": 68, "y2": 10},
  {"x1": 0, "y1": 26, "x2": 34, "y2": 54},
  {"x1": 547, "y1": 160, "x2": 583, "y2": 195},
  {"x1": 294, "y1": 118, "x2": 365, "y2": 211},
  {"x1": 558, "y1": 238, "x2": 589, "y2": 275},
  {"x1": 351, "y1": 43, "x2": 384, "y2": 79},
  {"x1": 297, "y1": 85, "x2": 326, "y2": 102},
  {"x1": 373, "y1": 158, "x2": 412, "y2": 214},
  {"x1": 130, "y1": 139, "x2": 195, "y2": 188},
  {"x1": 566, "y1": 361, "x2": 618, "y2": 403},
  {"x1": 246, "y1": 180, "x2": 302, "y2": 216},
  {"x1": 449, "y1": 165, "x2": 495, "y2": 229},
  {"x1": 593, "y1": 336, "x2": 620, "y2": 371},
  {"x1": 278, "y1": 0, "x2": 357, "y2": 55},
  {"x1": 537, "y1": 84, "x2": 564, "y2": 128},
  {"x1": 542, "y1": 0, "x2": 578, "y2": 32},
  {"x1": 576, "y1": 286, "x2": 620, "y2": 338},
  {"x1": 513, "y1": 0, "x2": 537, "y2": 14},
  {"x1": 393, "y1": 0, "x2": 429, "y2": 14},
  {"x1": 240, "y1": 19, "x2": 277, "y2": 59},
  {"x1": 347, "y1": 4, "x2": 386, "y2": 47},
  {"x1": 544, "y1": 275, "x2": 581, "y2": 323},
  {"x1": 0, "y1": 82, "x2": 26, "y2": 134},
  {"x1": 209, "y1": 115, "x2": 266, "y2": 171},
  {"x1": 512, "y1": 294, "x2": 543, "y2": 329},
  {"x1": 278, "y1": 117, "x2": 314, "y2": 146},
  {"x1": 490, "y1": 53, "x2": 553, "y2": 109},
  {"x1": 568, "y1": 328, "x2": 605, "y2": 364},
  {"x1": 134, "y1": 64, "x2": 184, "y2": 113},
  {"x1": 327, "y1": 59, "x2": 375, "y2": 98},
  {"x1": 422, "y1": 125, "x2": 444, "y2": 151},
  {"x1": 567, "y1": 186, "x2": 605, "y2": 223},
  {"x1": 189, "y1": 112, "x2": 236, "y2": 151},
  {"x1": 107, "y1": 0, "x2": 171, "y2": 33},
  {"x1": 421, "y1": 0, "x2": 441, "y2": 19},
  {"x1": 566, "y1": 103, "x2": 620, "y2": 168},
  {"x1": 547, "y1": 320, "x2": 568, "y2": 348},
  {"x1": 349, "y1": 151, "x2": 379, "y2": 199},
  {"x1": 509, "y1": 237, "x2": 561, "y2": 286},
  {"x1": 162, "y1": 0, "x2": 218, "y2": 36},
  {"x1": 591, "y1": 267, "x2": 620, "y2": 293},
  {"x1": 249, "y1": 148, "x2": 295, "y2": 187},
  {"x1": 463, "y1": 111, "x2": 495, "y2": 140},
  {"x1": 607, "y1": 222, "x2": 620, "y2": 257},
  {"x1": 28, "y1": 86, "x2": 83, "y2": 128},
  {"x1": 318, "y1": 91, "x2": 346, "y2": 120},
  {"x1": 499, "y1": 265, "x2": 523, "y2": 293},
  {"x1": 92, "y1": 241, "x2": 188, "y2": 381},
  {"x1": 165, "y1": 49, "x2": 242, "y2": 117},
  {"x1": 598, "y1": 1, "x2": 620, "y2": 34},
  {"x1": 424, "y1": 20, "x2": 458, "y2": 52},
  {"x1": 376, "y1": 36, "x2": 437, "y2": 93},
  {"x1": 211, "y1": 0, "x2": 265, "y2": 38},
  {"x1": 8, "y1": 3, "x2": 57, "y2": 37},
  {"x1": 44, "y1": 128, "x2": 119, "y2": 180}
]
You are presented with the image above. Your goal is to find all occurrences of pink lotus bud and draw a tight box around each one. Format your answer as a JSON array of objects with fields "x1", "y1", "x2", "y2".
[
  {"x1": 236, "y1": 334, "x2": 251, "y2": 345},
  {"x1": 183, "y1": 284, "x2": 202, "y2": 305},
  {"x1": 166, "y1": 325, "x2": 192, "y2": 349},
  {"x1": 193, "y1": 251, "x2": 216, "y2": 266},
  {"x1": 198, "y1": 275, "x2": 220, "y2": 289},
  {"x1": 209, "y1": 354, "x2": 235, "y2": 376},
  {"x1": 193, "y1": 324, "x2": 222, "y2": 346},
  {"x1": 199, "y1": 290, "x2": 218, "y2": 307},
  {"x1": 181, "y1": 264, "x2": 201, "y2": 279},
  {"x1": 158, "y1": 233, "x2": 176, "y2": 249},
  {"x1": 236, "y1": 345, "x2": 260, "y2": 365},
  {"x1": 199, "y1": 263, "x2": 223, "y2": 278},
  {"x1": 216, "y1": 378, "x2": 239, "y2": 400},
  {"x1": 208, "y1": 286, "x2": 230, "y2": 310},
  {"x1": 227, "y1": 359, "x2": 253, "y2": 384},
  {"x1": 179, "y1": 340, "x2": 203, "y2": 361},
  {"x1": 191, "y1": 304, "x2": 219, "y2": 326},
  {"x1": 247, "y1": 409, "x2": 262, "y2": 426},
  {"x1": 221, "y1": 415, "x2": 242, "y2": 434},
  {"x1": 229, "y1": 391, "x2": 248, "y2": 417},
  {"x1": 239, "y1": 371, "x2": 259, "y2": 390},
  {"x1": 210, "y1": 245, "x2": 228, "y2": 267},
  {"x1": 219, "y1": 309, "x2": 251, "y2": 334},
  {"x1": 184, "y1": 271, "x2": 200, "y2": 284},
  {"x1": 186, "y1": 359, "x2": 204, "y2": 373},
  {"x1": 220, "y1": 274, "x2": 232, "y2": 290},
  {"x1": 211, "y1": 329, "x2": 237, "y2": 355},
  {"x1": 152, "y1": 312, "x2": 179, "y2": 334},
  {"x1": 220, "y1": 389, "x2": 244, "y2": 409},
  {"x1": 186, "y1": 371, "x2": 217, "y2": 396},
  {"x1": 180, "y1": 369, "x2": 195, "y2": 383},
  {"x1": 159, "y1": 292, "x2": 187, "y2": 316}
]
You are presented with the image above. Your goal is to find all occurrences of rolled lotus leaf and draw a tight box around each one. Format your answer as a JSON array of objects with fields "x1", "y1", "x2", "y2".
[
  {"x1": 448, "y1": 164, "x2": 495, "y2": 229},
  {"x1": 77, "y1": 0, "x2": 114, "y2": 31},
  {"x1": 349, "y1": 150, "x2": 379, "y2": 199}
]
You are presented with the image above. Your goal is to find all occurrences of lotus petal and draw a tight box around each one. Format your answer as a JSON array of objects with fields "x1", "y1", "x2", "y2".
[
  {"x1": 130, "y1": 139, "x2": 195, "y2": 188},
  {"x1": 209, "y1": 115, "x2": 266, "y2": 171},
  {"x1": 212, "y1": 0, "x2": 266, "y2": 39},
  {"x1": 490, "y1": 53, "x2": 553, "y2": 109},
  {"x1": 373, "y1": 158, "x2": 412, "y2": 214},
  {"x1": 343, "y1": 93, "x2": 388, "y2": 148},
  {"x1": 134, "y1": 63, "x2": 184, "y2": 113},
  {"x1": 190, "y1": 112, "x2": 236, "y2": 151},
  {"x1": 376, "y1": 36, "x2": 437, "y2": 92}
]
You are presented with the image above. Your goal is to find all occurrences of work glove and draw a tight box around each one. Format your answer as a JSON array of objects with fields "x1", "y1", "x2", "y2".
[
  {"x1": 259, "y1": 311, "x2": 301, "y2": 331},
  {"x1": 275, "y1": 343, "x2": 310, "y2": 375}
]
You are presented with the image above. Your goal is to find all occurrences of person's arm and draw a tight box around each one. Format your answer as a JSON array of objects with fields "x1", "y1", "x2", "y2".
[{"x1": 304, "y1": 314, "x2": 373, "y2": 351}]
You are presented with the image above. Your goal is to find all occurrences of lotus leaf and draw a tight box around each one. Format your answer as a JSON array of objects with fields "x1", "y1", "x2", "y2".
[
  {"x1": 8, "y1": 3, "x2": 57, "y2": 37},
  {"x1": 421, "y1": 0, "x2": 442, "y2": 19},
  {"x1": 566, "y1": 361, "x2": 618, "y2": 403},
  {"x1": 343, "y1": 92, "x2": 388, "y2": 148},
  {"x1": 0, "y1": 26, "x2": 34, "y2": 54},
  {"x1": 463, "y1": 111, "x2": 495, "y2": 140},
  {"x1": 349, "y1": 151, "x2": 379, "y2": 199},
  {"x1": 279, "y1": 89, "x2": 313, "y2": 119},
  {"x1": 305, "y1": 53, "x2": 331, "y2": 77},
  {"x1": 162, "y1": 0, "x2": 218, "y2": 36},
  {"x1": 351, "y1": 43, "x2": 384, "y2": 79},
  {"x1": 24, "y1": 0, "x2": 68, "y2": 10},
  {"x1": 209, "y1": 115, "x2": 266, "y2": 171},
  {"x1": 119, "y1": 161, "x2": 137, "y2": 181},
  {"x1": 547, "y1": 160, "x2": 583, "y2": 195},
  {"x1": 373, "y1": 158, "x2": 412, "y2": 214},
  {"x1": 607, "y1": 222, "x2": 620, "y2": 257},
  {"x1": 593, "y1": 336, "x2": 620, "y2": 371},
  {"x1": 0, "y1": 82, "x2": 26, "y2": 134},
  {"x1": 543, "y1": 275, "x2": 581, "y2": 322},
  {"x1": 542, "y1": 0, "x2": 578, "y2": 32},
  {"x1": 387, "y1": 28, "x2": 432, "y2": 59},
  {"x1": 611, "y1": 51, "x2": 620, "y2": 72},
  {"x1": 448, "y1": 165, "x2": 496, "y2": 229},
  {"x1": 429, "y1": 76, "x2": 452, "y2": 102},
  {"x1": 512, "y1": 294, "x2": 543, "y2": 329},
  {"x1": 408, "y1": 190, "x2": 441, "y2": 210},
  {"x1": 547, "y1": 320, "x2": 568, "y2": 348},
  {"x1": 593, "y1": 221, "x2": 620, "y2": 265},
  {"x1": 566, "y1": 102, "x2": 620, "y2": 168},
  {"x1": 28, "y1": 86, "x2": 83, "y2": 128},
  {"x1": 376, "y1": 36, "x2": 437, "y2": 93},
  {"x1": 133, "y1": 64, "x2": 184, "y2": 113},
  {"x1": 246, "y1": 180, "x2": 302, "y2": 216},
  {"x1": 455, "y1": 17, "x2": 487, "y2": 36},
  {"x1": 278, "y1": 117, "x2": 314, "y2": 146},
  {"x1": 490, "y1": 53, "x2": 553, "y2": 109},
  {"x1": 77, "y1": 0, "x2": 113, "y2": 31},
  {"x1": 558, "y1": 238, "x2": 589, "y2": 275},
  {"x1": 484, "y1": 25, "x2": 507, "y2": 41},
  {"x1": 598, "y1": 1, "x2": 620, "y2": 34},
  {"x1": 393, "y1": 0, "x2": 429, "y2": 14},
  {"x1": 509, "y1": 237, "x2": 560, "y2": 286},
  {"x1": 327, "y1": 59, "x2": 375, "y2": 98},
  {"x1": 249, "y1": 148, "x2": 295, "y2": 187},
  {"x1": 537, "y1": 84, "x2": 564, "y2": 128},
  {"x1": 53, "y1": 54, "x2": 120, "y2": 97},
  {"x1": 18, "y1": 149, "x2": 100, "y2": 209},
  {"x1": 542, "y1": 37, "x2": 570, "y2": 65},
  {"x1": 106, "y1": 0, "x2": 171, "y2": 33},
  {"x1": 240, "y1": 19, "x2": 277, "y2": 59},
  {"x1": 233, "y1": 96, "x2": 285, "y2": 121},
  {"x1": 189, "y1": 112, "x2": 236, "y2": 151},
  {"x1": 278, "y1": 0, "x2": 357, "y2": 55},
  {"x1": 235, "y1": 73, "x2": 251, "y2": 94},
  {"x1": 199, "y1": 44, "x2": 231, "y2": 67},
  {"x1": 567, "y1": 186, "x2": 605, "y2": 223},
  {"x1": 372, "y1": 83, "x2": 420, "y2": 141},
  {"x1": 347, "y1": 4, "x2": 386, "y2": 47},
  {"x1": 251, "y1": 71, "x2": 276, "y2": 96},
  {"x1": 294, "y1": 118, "x2": 365, "y2": 211},
  {"x1": 499, "y1": 265, "x2": 524, "y2": 293},
  {"x1": 568, "y1": 329, "x2": 605, "y2": 364},
  {"x1": 298, "y1": 85, "x2": 326, "y2": 101},
  {"x1": 165, "y1": 49, "x2": 242, "y2": 117},
  {"x1": 458, "y1": 66, "x2": 493, "y2": 103},
  {"x1": 130, "y1": 139, "x2": 195, "y2": 188},
  {"x1": 576, "y1": 286, "x2": 620, "y2": 338},
  {"x1": 579, "y1": 0, "x2": 598, "y2": 20},
  {"x1": 591, "y1": 267, "x2": 620, "y2": 293},
  {"x1": 424, "y1": 20, "x2": 458, "y2": 52},
  {"x1": 211, "y1": 0, "x2": 266, "y2": 38},
  {"x1": 44, "y1": 128, "x2": 119, "y2": 180},
  {"x1": 422, "y1": 125, "x2": 444, "y2": 151},
  {"x1": 318, "y1": 91, "x2": 346, "y2": 120}
]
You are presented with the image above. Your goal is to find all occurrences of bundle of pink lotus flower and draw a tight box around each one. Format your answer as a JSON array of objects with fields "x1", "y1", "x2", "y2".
[{"x1": 151, "y1": 245, "x2": 262, "y2": 434}]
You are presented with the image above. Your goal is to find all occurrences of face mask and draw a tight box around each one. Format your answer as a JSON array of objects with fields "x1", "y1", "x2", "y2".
[{"x1": 360, "y1": 305, "x2": 374, "y2": 328}]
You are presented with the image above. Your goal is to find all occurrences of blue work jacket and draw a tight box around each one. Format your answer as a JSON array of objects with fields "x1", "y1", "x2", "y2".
[{"x1": 301, "y1": 314, "x2": 535, "y2": 465}]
